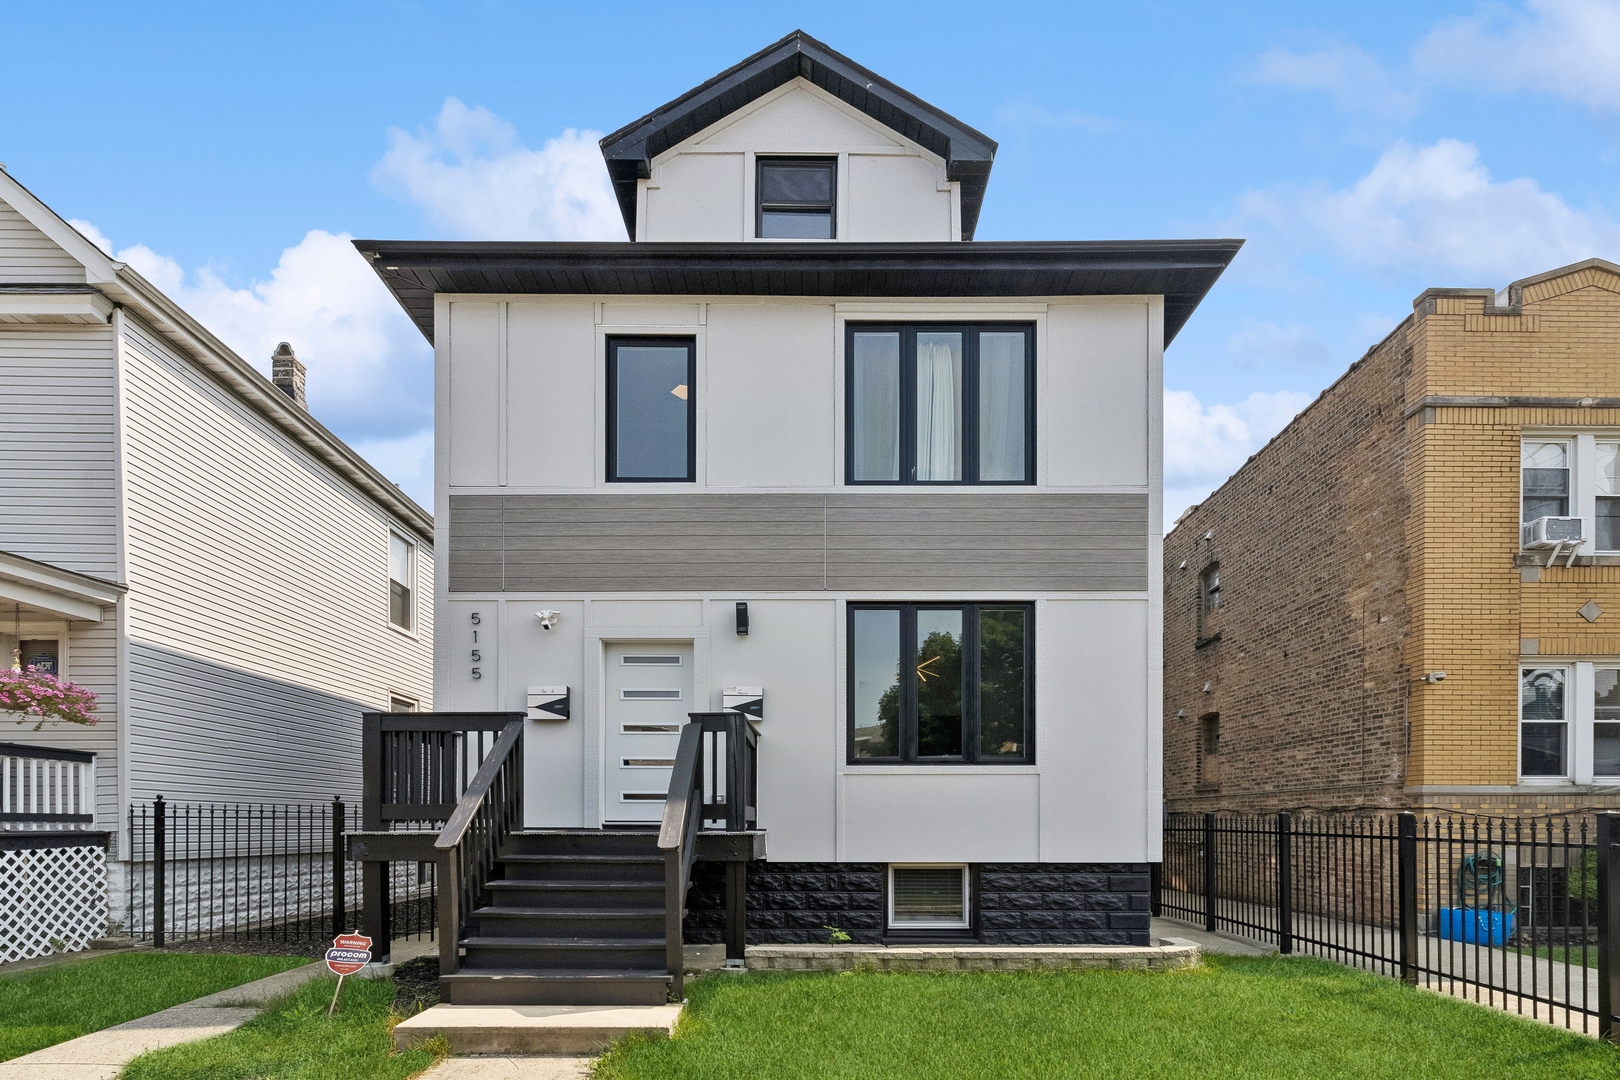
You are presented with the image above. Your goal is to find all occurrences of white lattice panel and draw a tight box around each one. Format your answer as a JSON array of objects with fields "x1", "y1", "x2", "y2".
[{"x1": 1, "y1": 843, "x2": 109, "y2": 964}]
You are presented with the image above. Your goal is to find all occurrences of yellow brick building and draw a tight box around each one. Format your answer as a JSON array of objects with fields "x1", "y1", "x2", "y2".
[{"x1": 1164, "y1": 258, "x2": 1620, "y2": 816}]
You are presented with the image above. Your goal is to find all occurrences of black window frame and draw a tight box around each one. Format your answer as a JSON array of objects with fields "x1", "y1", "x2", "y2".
[
  {"x1": 846, "y1": 601, "x2": 1035, "y2": 765},
  {"x1": 605, "y1": 336, "x2": 697, "y2": 484},
  {"x1": 844, "y1": 322, "x2": 1036, "y2": 486},
  {"x1": 756, "y1": 155, "x2": 837, "y2": 240}
]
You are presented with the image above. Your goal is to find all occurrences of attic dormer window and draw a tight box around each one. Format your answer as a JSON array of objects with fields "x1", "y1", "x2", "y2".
[{"x1": 757, "y1": 157, "x2": 836, "y2": 239}]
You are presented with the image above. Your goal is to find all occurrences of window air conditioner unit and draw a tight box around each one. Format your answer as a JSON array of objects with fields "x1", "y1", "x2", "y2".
[{"x1": 1521, "y1": 516, "x2": 1584, "y2": 550}]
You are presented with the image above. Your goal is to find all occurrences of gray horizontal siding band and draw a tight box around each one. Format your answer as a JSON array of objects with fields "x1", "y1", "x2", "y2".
[{"x1": 450, "y1": 492, "x2": 1147, "y2": 593}]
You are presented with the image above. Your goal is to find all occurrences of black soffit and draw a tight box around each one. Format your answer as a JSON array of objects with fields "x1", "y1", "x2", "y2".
[
  {"x1": 353, "y1": 238, "x2": 1245, "y2": 347},
  {"x1": 597, "y1": 30, "x2": 1000, "y2": 241}
]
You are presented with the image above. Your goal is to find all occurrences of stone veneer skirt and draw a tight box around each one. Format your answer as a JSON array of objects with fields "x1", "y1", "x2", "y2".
[{"x1": 684, "y1": 862, "x2": 1153, "y2": 947}]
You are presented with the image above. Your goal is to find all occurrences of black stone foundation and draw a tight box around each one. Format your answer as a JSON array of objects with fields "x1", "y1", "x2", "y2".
[{"x1": 684, "y1": 862, "x2": 1152, "y2": 946}]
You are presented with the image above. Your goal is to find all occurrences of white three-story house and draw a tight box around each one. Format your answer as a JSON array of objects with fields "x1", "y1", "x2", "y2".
[{"x1": 356, "y1": 31, "x2": 1237, "y2": 1004}]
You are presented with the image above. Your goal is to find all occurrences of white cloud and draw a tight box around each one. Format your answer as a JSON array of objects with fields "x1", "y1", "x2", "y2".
[
  {"x1": 372, "y1": 98, "x2": 625, "y2": 240},
  {"x1": 1164, "y1": 388, "x2": 1313, "y2": 520},
  {"x1": 1248, "y1": 43, "x2": 1415, "y2": 116},
  {"x1": 67, "y1": 218, "x2": 113, "y2": 255},
  {"x1": 1241, "y1": 138, "x2": 1620, "y2": 280},
  {"x1": 79, "y1": 221, "x2": 433, "y2": 502},
  {"x1": 1417, "y1": 0, "x2": 1620, "y2": 112},
  {"x1": 993, "y1": 98, "x2": 1119, "y2": 134},
  {"x1": 1226, "y1": 320, "x2": 1334, "y2": 367},
  {"x1": 349, "y1": 428, "x2": 434, "y2": 509}
]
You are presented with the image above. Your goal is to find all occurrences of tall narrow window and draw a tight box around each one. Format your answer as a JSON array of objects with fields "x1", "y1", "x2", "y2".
[
  {"x1": 1522, "y1": 441, "x2": 1570, "y2": 522},
  {"x1": 1198, "y1": 714, "x2": 1221, "y2": 787},
  {"x1": 1520, "y1": 667, "x2": 1567, "y2": 778},
  {"x1": 607, "y1": 338, "x2": 696, "y2": 482},
  {"x1": 1598, "y1": 442, "x2": 1620, "y2": 551},
  {"x1": 1596, "y1": 669, "x2": 1620, "y2": 778},
  {"x1": 850, "y1": 332, "x2": 901, "y2": 481},
  {"x1": 1200, "y1": 565, "x2": 1222, "y2": 614},
  {"x1": 756, "y1": 157, "x2": 835, "y2": 239},
  {"x1": 389, "y1": 533, "x2": 414, "y2": 631},
  {"x1": 848, "y1": 603, "x2": 1032, "y2": 764},
  {"x1": 845, "y1": 325, "x2": 1034, "y2": 485}
]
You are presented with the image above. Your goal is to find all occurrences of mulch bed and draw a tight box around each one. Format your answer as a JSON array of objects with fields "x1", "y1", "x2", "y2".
[{"x1": 391, "y1": 956, "x2": 439, "y2": 1016}]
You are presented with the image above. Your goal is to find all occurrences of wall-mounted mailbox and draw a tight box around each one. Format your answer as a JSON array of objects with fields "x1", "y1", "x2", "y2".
[
  {"x1": 722, "y1": 686, "x2": 763, "y2": 719},
  {"x1": 527, "y1": 685, "x2": 570, "y2": 721}
]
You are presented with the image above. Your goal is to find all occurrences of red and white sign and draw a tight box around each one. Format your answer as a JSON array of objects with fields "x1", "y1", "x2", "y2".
[{"x1": 325, "y1": 933, "x2": 373, "y2": 976}]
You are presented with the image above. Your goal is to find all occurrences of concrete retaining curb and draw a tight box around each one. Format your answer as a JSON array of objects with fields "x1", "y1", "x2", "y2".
[{"x1": 745, "y1": 940, "x2": 1202, "y2": 972}]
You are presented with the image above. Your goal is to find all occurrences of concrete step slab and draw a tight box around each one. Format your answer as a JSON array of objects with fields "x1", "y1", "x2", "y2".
[{"x1": 394, "y1": 1003, "x2": 682, "y2": 1055}]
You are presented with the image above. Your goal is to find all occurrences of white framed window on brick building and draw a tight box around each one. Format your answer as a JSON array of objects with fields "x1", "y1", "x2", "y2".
[
  {"x1": 1519, "y1": 663, "x2": 1620, "y2": 782},
  {"x1": 1521, "y1": 436, "x2": 1620, "y2": 554}
]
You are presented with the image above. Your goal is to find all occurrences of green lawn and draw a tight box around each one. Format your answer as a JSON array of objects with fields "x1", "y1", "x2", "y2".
[
  {"x1": 0, "y1": 951, "x2": 309, "y2": 1061},
  {"x1": 122, "y1": 974, "x2": 442, "y2": 1080},
  {"x1": 595, "y1": 955, "x2": 1620, "y2": 1080}
]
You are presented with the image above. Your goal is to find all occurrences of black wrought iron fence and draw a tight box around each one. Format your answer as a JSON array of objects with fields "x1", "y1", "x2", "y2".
[
  {"x1": 126, "y1": 797, "x2": 434, "y2": 947},
  {"x1": 1161, "y1": 811, "x2": 1615, "y2": 1037}
]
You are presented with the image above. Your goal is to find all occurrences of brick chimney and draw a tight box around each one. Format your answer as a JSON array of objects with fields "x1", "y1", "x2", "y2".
[{"x1": 270, "y1": 342, "x2": 307, "y2": 408}]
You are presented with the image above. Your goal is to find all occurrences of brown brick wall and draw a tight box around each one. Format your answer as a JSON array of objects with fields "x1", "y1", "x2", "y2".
[{"x1": 1163, "y1": 323, "x2": 1414, "y2": 813}]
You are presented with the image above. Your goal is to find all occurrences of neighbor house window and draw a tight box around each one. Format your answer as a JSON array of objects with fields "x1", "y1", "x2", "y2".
[
  {"x1": 846, "y1": 325, "x2": 1035, "y2": 484},
  {"x1": 1597, "y1": 668, "x2": 1620, "y2": 778},
  {"x1": 1200, "y1": 565, "x2": 1222, "y2": 614},
  {"x1": 389, "y1": 533, "x2": 415, "y2": 631},
  {"x1": 390, "y1": 696, "x2": 418, "y2": 713},
  {"x1": 1522, "y1": 440, "x2": 1570, "y2": 523},
  {"x1": 607, "y1": 337, "x2": 696, "y2": 482},
  {"x1": 1599, "y1": 442, "x2": 1620, "y2": 551},
  {"x1": 848, "y1": 603, "x2": 1032, "y2": 763},
  {"x1": 1520, "y1": 667, "x2": 1568, "y2": 778},
  {"x1": 1198, "y1": 714, "x2": 1221, "y2": 787},
  {"x1": 756, "y1": 157, "x2": 835, "y2": 239},
  {"x1": 889, "y1": 865, "x2": 969, "y2": 929}
]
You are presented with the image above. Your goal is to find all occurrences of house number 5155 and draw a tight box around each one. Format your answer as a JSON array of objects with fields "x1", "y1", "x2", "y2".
[{"x1": 470, "y1": 612, "x2": 482, "y2": 680}]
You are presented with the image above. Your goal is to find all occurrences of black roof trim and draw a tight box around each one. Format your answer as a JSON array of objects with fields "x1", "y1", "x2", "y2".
[
  {"x1": 354, "y1": 238, "x2": 1242, "y2": 346},
  {"x1": 598, "y1": 30, "x2": 999, "y2": 240}
]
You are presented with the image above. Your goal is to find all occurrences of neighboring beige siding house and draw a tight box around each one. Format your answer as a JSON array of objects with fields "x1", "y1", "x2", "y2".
[{"x1": 0, "y1": 168, "x2": 434, "y2": 849}]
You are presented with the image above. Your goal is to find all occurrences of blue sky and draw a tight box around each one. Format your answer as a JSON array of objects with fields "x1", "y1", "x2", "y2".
[{"x1": 5, "y1": 1, "x2": 1619, "y2": 514}]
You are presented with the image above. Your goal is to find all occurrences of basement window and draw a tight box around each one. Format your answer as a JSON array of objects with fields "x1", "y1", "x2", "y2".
[
  {"x1": 756, "y1": 157, "x2": 836, "y2": 239},
  {"x1": 889, "y1": 865, "x2": 969, "y2": 929}
]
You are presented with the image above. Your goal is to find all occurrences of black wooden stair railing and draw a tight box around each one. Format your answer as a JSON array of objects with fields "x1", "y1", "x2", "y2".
[{"x1": 350, "y1": 709, "x2": 763, "y2": 1005}]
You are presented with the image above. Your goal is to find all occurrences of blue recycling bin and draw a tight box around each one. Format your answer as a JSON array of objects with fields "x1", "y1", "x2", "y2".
[{"x1": 1437, "y1": 907, "x2": 1515, "y2": 946}]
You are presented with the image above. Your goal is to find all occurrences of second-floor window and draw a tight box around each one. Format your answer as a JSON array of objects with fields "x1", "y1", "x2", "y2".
[
  {"x1": 1522, "y1": 440, "x2": 1570, "y2": 522},
  {"x1": 607, "y1": 337, "x2": 696, "y2": 482},
  {"x1": 756, "y1": 157, "x2": 836, "y2": 239},
  {"x1": 847, "y1": 324, "x2": 1035, "y2": 485},
  {"x1": 389, "y1": 532, "x2": 415, "y2": 631},
  {"x1": 1600, "y1": 442, "x2": 1620, "y2": 551}
]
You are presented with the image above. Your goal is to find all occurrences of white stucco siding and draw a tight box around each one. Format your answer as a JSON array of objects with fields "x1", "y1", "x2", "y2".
[
  {"x1": 118, "y1": 315, "x2": 433, "y2": 802},
  {"x1": 844, "y1": 154, "x2": 953, "y2": 242},
  {"x1": 704, "y1": 303, "x2": 837, "y2": 488},
  {"x1": 0, "y1": 325, "x2": 120, "y2": 577},
  {"x1": 0, "y1": 198, "x2": 85, "y2": 284},
  {"x1": 643, "y1": 154, "x2": 745, "y2": 242},
  {"x1": 1044, "y1": 302, "x2": 1152, "y2": 488}
]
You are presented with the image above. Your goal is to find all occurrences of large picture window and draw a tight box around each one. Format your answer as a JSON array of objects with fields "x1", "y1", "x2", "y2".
[
  {"x1": 607, "y1": 337, "x2": 696, "y2": 483},
  {"x1": 848, "y1": 602, "x2": 1032, "y2": 764},
  {"x1": 846, "y1": 324, "x2": 1035, "y2": 485}
]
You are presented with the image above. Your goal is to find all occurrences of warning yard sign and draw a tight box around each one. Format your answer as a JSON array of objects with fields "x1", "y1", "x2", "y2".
[{"x1": 325, "y1": 933, "x2": 373, "y2": 976}]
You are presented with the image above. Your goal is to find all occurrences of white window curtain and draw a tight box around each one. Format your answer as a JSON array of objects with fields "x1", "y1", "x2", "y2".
[{"x1": 915, "y1": 333, "x2": 962, "y2": 481}]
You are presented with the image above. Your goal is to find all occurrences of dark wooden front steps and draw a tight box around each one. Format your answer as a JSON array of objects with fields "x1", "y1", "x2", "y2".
[{"x1": 442, "y1": 829, "x2": 673, "y2": 1006}]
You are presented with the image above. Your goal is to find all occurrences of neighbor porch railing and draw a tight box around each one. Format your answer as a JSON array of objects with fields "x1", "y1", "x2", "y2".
[{"x1": 0, "y1": 742, "x2": 94, "y2": 825}]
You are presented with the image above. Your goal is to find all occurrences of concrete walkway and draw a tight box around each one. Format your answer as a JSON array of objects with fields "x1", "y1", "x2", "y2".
[
  {"x1": 0, "y1": 939, "x2": 435, "y2": 1080},
  {"x1": 1150, "y1": 919, "x2": 1278, "y2": 959},
  {"x1": 413, "y1": 1057, "x2": 592, "y2": 1079}
]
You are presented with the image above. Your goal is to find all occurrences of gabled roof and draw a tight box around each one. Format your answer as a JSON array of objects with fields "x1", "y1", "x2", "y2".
[
  {"x1": 598, "y1": 30, "x2": 999, "y2": 241},
  {"x1": 355, "y1": 238, "x2": 1243, "y2": 346},
  {"x1": 0, "y1": 168, "x2": 431, "y2": 542}
]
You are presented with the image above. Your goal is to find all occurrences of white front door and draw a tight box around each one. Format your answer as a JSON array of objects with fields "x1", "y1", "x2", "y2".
[{"x1": 603, "y1": 642, "x2": 694, "y2": 824}]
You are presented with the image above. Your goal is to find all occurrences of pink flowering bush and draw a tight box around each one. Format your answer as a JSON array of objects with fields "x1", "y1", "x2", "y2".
[{"x1": 0, "y1": 665, "x2": 99, "y2": 728}]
